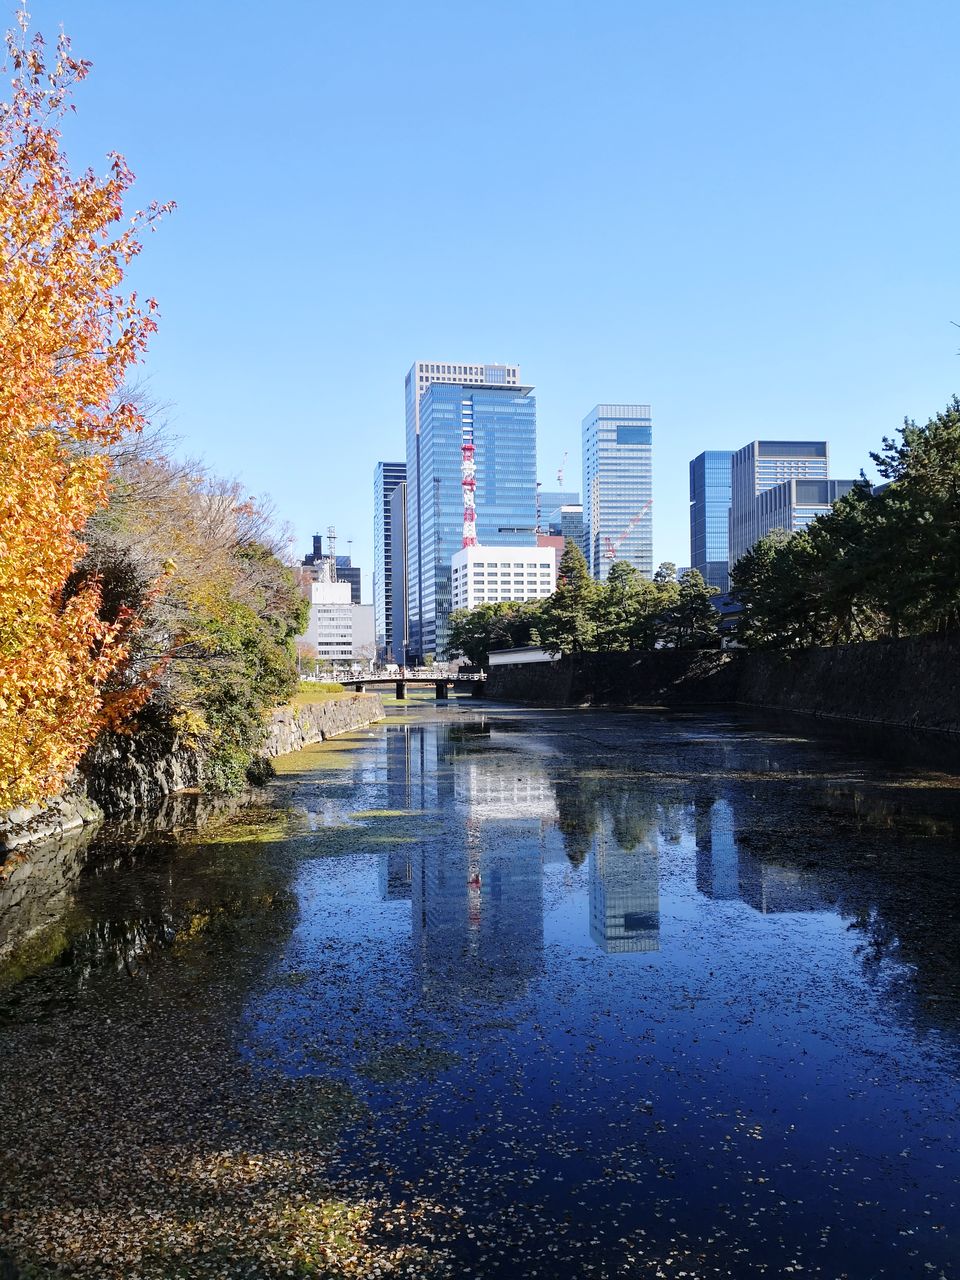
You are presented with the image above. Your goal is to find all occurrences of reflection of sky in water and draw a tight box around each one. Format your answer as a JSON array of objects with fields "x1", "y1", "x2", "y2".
[{"x1": 240, "y1": 711, "x2": 960, "y2": 1278}]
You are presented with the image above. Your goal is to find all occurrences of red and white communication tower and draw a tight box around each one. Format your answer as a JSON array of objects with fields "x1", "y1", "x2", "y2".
[{"x1": 461, "y1": 439, "x2": 478, "y2": 547}]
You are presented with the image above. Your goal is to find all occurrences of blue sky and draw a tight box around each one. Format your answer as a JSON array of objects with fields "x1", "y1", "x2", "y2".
[{"x1": 29, "y1": 0, "x2": 960, "y2": 594}]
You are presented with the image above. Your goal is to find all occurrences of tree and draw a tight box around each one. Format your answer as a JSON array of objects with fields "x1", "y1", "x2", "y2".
[
  {"x1": 660, "y1": 570, "x2": 720, "y2": 648},
  {"x1": 595, "y1": 560, "x2": 641, "y2": 651},
  {"x1": 0, "y1": 20, "x2": 170, "y2": 808},
  {"x1": 79, "y1": 451, "x2": 307, "y2": 792},
  {"x1": 445, "y1": 600, "x2": 541, "y2": 669},
  {"x1": 870, "y1": 398, "x2": 960, "y2": 633},
  {"x1": 536, "y1": 540, "x2": 599, "y2": 654}
]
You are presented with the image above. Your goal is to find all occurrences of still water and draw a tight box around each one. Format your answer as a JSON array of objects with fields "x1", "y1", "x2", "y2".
[{"x1": 1, "y1": 698, "x2": 959, "y2": 1279}]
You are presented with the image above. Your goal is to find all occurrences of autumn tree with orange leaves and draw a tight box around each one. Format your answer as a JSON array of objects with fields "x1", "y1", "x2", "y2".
[{"x1": 0, "y1": 16, "x2": 170, "y2": 809}]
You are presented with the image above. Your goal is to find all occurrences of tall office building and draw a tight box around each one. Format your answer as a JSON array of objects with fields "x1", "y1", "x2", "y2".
[
  {"x1": 689, "y1": 450, "x2": 734, "y2": 592},
  {"x1": 582, "y1": 405, "x2": 653, "y2": 581},
  {"x1": 373, "y1": 461, "x2": 406, "y2": 662},
  {"x1": 538, "y1": 488, "x2": 585, "y2": 556},
  {"x1": 405, "y1": 361, "x2": 536, "y2": 660},
  {"x1": 755, "y1": 478, "x2": 857, "y2": 542},
  {"x1": 389, "y1": 481, "x2": 408, "y2": 664},
  {"x1": 728, "y1": 440, "x2": 828, "y2": 569}
]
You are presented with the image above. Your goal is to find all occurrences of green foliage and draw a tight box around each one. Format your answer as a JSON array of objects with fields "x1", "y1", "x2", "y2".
[
  {"x1": 448, "y1": 544, "x2": 720, "y2": 662},
  {"x1": 661, "y1": 570, "x2": 720, "y2": 649},
  {"x1": 730, "y1": 397, "x2": 960, "y2": 648},
  {"x1": 536, "y1": 540, "x2": 599, "y2": 654},
  {"x1": 80, "y1": 448, "x2": 308, "y2": 794},
  {"x1": 445, "y1": 600, "x2": 542, "y2": 668}
]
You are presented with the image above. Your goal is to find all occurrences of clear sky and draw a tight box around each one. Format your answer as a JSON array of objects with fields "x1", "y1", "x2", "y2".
[{"x1": 28, "y1": 0, "x2": 960, "y2": 595}]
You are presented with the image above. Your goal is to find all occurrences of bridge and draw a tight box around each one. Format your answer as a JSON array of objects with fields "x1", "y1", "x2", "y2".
[{"x1": 350, "y1": 674, "x2": 486, "y2": 700}]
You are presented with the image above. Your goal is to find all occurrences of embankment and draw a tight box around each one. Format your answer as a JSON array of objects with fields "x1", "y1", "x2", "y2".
[
  {"x1": 485, "y1": 634, "x2": 960, "y2": 734},
  {"x1": 1, "y1": 692, "x2": 385, "y2": 855},
  {"x1": 261, "y1": 693, "x2": 384, "y2": 757}
]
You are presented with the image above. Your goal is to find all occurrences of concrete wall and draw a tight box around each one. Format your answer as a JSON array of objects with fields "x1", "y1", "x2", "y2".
[{"x1": 485, "y1": 634, "x2": 960, "y2": 734}]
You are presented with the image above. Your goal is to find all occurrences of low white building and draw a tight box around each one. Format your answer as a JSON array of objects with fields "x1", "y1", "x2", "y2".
[
  {"x1": 299, "y1": 581, "x2": 376, "y2": 666},
  {"x1": 451, "y1": 545, "x2": 556, "y2": 611}
]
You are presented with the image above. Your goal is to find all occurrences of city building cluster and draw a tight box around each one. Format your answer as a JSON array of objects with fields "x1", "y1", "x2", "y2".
[{"x1": 293, "y1": 359, "x2": 857, "y2": 669}]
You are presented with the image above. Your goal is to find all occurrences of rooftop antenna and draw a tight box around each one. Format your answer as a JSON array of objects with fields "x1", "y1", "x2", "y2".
[
  {"x1": 461, "y1": 438, "x2": 478, "y2": 547},
  {"x1": 557, "y1": 450, "x2": 568, "y2": 488},
  {"x1": 326, "y1": 525, "x2": 337, "y2": 581}
]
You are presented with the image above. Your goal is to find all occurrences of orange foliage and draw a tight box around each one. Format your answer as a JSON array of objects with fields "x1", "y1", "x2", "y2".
[{"x1": 0, "y1": 17, "x2": 171, "y2": 809}]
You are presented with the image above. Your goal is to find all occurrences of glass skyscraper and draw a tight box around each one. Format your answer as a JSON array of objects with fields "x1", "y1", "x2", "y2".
[
  {"x1": 728, "y1": 440, "x2": 829, "y2": 569},
  {"x1": 404, "y1": 361, "x2": 536, "y2": 661},
  {"x1": 582, "y1": 404, "x2": 653, "y2": 581},
  {"x1": 373, "y1": 461, "x2": 406, "y2": 661},
  {"x1": 689, "y1": 450, "x2": 733, "y2": 592}
]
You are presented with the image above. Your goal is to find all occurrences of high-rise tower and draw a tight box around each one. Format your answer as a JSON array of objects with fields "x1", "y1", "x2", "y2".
[
  {"x1": 728, "y1": 441, "x2": 828, "y2": 569},
  {"x1": 404, "y1": 361, "x2": 536, "y2": 660},
  {"x1": 689, "y1": 450, "x2": 734, "y2": 592},
  {"x1": 373, "y1": 461, "x2": 406, "y2": 661},
  {"x1": 582, "y1": 404, "x2": 653, "y2": 581}
]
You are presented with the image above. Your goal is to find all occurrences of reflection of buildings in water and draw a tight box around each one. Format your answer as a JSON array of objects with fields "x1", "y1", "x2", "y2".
[
  {"x1": 694, "y1": 796, "x2": 827, "y2": 913},
  {"x1": 408, "y1": 729, "x2": 549, "y2": 1000},
  {"x1": 737, "y1": 857, "x2": 827, "y2": 914},
  {"x1": 382, "y1": 722, "x2": 455, "y2": 815},
  {"x1": 695, "y1": 797, "x2": 739, "y2": 900},
  {"x1": 454, "y1": 758, "x2": 557, "y2": 823},
  {"x1": 379, "y1": 848, "x2": 413, "y2": 901},
  {"x1": 411, "y1": 834, "x2": 544, "y2": 1001},
  {"x1": 589, "y1": 821, "x2": 660, "y2": 953}
]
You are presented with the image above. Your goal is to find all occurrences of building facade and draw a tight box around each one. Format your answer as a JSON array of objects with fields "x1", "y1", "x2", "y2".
[
  {"x1": 728, "y1": 440, "x2": 829, "y2": 569},
  {"x1": 539, "y1": 489, "x2": 585, "y2": 558},
  {"x1": 300, "y1": 537, "x2": 361, "y2": 603},
  {"x1": 755, "y1": 478, "x2": 857, "y2": 542},
  {"x1": 450, "y1": 545, "x2": 556, "y2": 612},
  {"x1": 405, "y1": 361, "x2": 536, "y2": 660},
  {"x1": 689, "y1": 450, "x2": 734, "y2": 592},
  {"x1": 297, "y1": 579, "x2": 375, "y2": 669},
  {"x1": 373, "y1": 461, "x2": 406, "y2": 661},
  {"x1": 582, "y1": 404, "x2": 653, "y2": 581},
  {"x1": 389, "y1": 480, "x2": 408, "y2": 664}
]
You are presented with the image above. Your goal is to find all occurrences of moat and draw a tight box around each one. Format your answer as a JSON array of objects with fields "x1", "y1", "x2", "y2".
[{"x1": 1, "y1": 697, "x2": 959, "y2": 1278}]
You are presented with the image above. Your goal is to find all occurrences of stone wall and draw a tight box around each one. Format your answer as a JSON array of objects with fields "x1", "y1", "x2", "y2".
[
  {"x1": 486, "y1": 650, "x2": 734, "y2": 708},
  {"x1": 260, "y1": 692, "x2": 385, "y2": 757},
  {"x1": 1, "y1": 694, "x2": 386, "y2": 857},
  {"x1": 0, "y1": 780, "x2": 103, "y2": 853},
  {"x1": 485, "y1": 635, "x2": 960, "y2": 733}
]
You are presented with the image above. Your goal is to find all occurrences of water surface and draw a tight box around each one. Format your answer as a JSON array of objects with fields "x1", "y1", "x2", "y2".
[{"x1": 1, "y1": 698, "x2": 958, "y2": 1278}]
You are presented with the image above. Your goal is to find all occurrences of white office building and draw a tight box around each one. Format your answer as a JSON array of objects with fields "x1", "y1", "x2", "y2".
[
  {"x1": 450, "y1": 545, "x2": 556, "y2": 612},
  {"x1": 298, "y1": 580, "x2": 376, "y2": 667}
]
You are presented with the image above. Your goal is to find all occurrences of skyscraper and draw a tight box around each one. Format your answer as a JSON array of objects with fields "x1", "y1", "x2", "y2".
[
  {"x1": 404, "y1": 361, "x2": 536, "y2": 660},
  {"x1": 754, "y1": 477, "x2": 857, "y2": 542},
  {"x1": 373, "y1": 461, "x2": 406, "y2": 662},
  {"x1": 689, "y1": 450, "x2": 734, "y2": 592},
  {"x1": 582, "y1": 404, "x2": 653, "y2": 581},
  {"x1": 389, "y1": 480, "x2": 408, "y2": 664},
  {"x1": 728, "y1": 441, "x2": 829, "y2": 569}
]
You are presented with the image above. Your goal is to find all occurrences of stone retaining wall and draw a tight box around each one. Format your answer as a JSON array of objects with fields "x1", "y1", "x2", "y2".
[
  {"x1": 1, "y1": 694, "x2": 386, "y2": 857},
  {"x1": 485, "y1": 635, "x2": 960, "y2": 733},
  {"x1": 260, "y1": 693, "x2": 385, "y2": 757}
]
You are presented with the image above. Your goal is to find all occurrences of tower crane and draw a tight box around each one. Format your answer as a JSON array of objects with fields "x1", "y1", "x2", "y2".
[{"x1": 603, "y1": 499, "x2": 653, "y2": 560}]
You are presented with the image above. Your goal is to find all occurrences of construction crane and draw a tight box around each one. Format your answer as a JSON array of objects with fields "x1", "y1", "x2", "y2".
[{"x1": 603, "y1": 499, "x2": 653, "y2": 559}]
